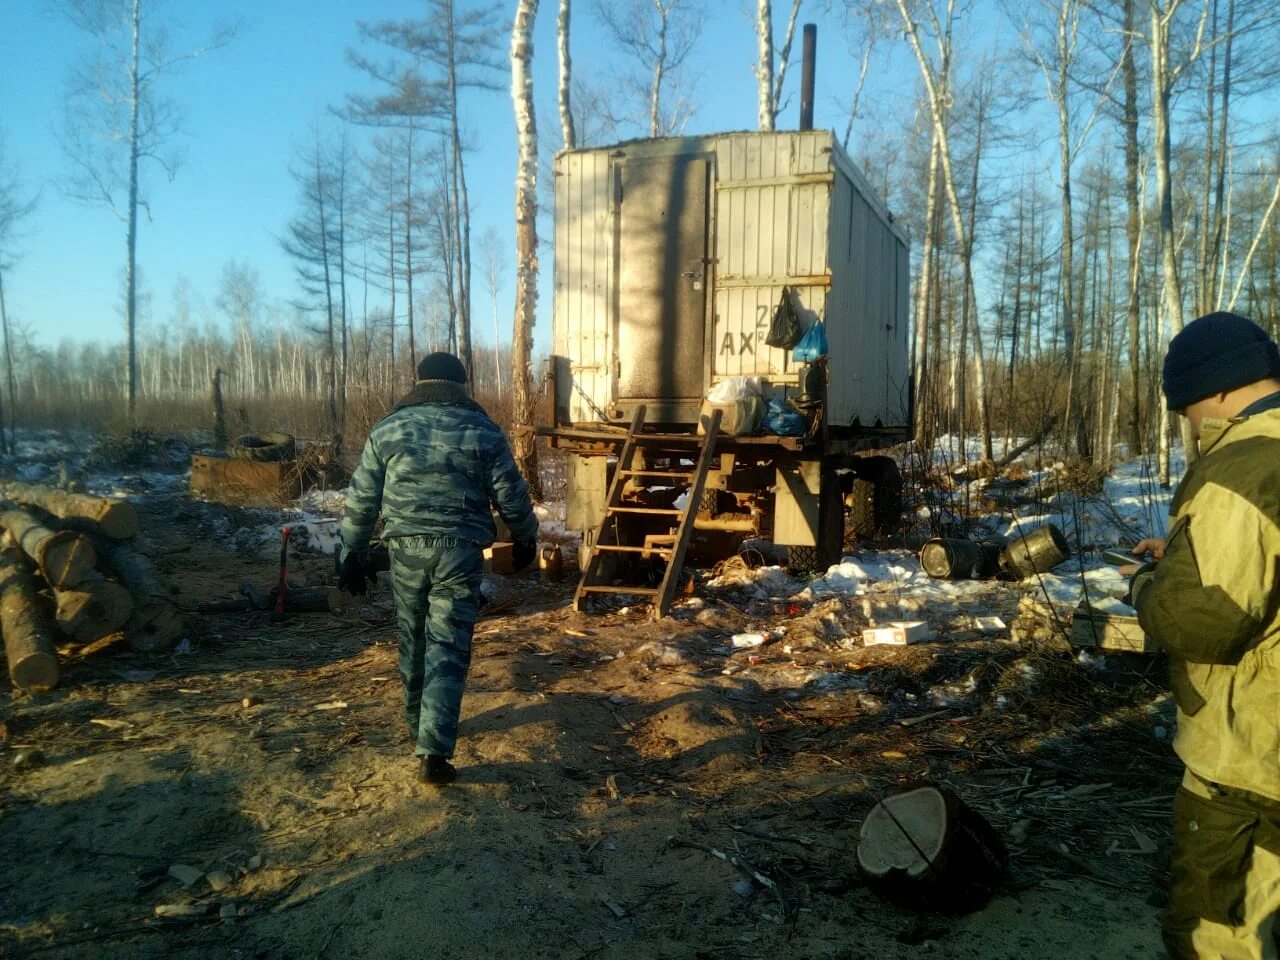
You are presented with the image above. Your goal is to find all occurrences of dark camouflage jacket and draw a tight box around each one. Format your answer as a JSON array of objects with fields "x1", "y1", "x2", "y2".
[{"x1": 340, "y1": 380, "x2": 538, "y2": 554}]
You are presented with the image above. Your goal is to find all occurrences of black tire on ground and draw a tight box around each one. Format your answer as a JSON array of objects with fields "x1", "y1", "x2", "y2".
[
  {"x1": 846, "y1": 477, "x2": 877, "y2": 540},
  {"x1": 230, "y1": 432, "x2": 297, "y2": 462},
  {"x1": 847, "y1": 456, "x2": 904, "y2": 539}
]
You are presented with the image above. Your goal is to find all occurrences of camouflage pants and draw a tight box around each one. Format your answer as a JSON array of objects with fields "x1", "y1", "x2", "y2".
[
  {"x1": 387, "y1": 537, "x2": 484, "y2": 759},
  {"x1": 1164, "y1": 769, "x2": 1280, "y2": 959}
]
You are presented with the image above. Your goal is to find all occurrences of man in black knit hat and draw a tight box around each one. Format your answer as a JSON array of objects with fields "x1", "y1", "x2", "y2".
[
  {"x1": 339, "y1": 352, "x2": 539, "y2": 785},
  {"x1": 1123, "y1": 312, "x2": 1280, "y2": 958}
]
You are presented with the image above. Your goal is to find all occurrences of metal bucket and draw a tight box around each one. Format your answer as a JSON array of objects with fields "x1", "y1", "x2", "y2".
[
  {"x1": 920, "y1": 538, "x2": 987, "y2": 579},
  {"x1": 538, "y1": 544, "x2": 564, "y2": 582},
  {"x1": 999, "y1": 524, "x2": 1069, "y2": 578}
]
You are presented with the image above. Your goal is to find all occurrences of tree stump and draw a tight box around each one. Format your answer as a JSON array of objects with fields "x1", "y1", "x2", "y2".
[{"x1": 857, "y1": 783, "x2": 1008, "y2": 913}]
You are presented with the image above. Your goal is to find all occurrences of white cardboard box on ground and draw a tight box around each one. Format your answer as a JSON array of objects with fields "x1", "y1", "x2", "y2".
[{"x1": 862, "y1": 621, "x2": 933, "y2": 646}]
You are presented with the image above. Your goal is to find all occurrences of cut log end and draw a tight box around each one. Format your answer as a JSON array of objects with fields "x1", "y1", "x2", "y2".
[
  {"x1": 55, "y1": 578, "x2": 135, "y2": 645},
  {"x1": 11, "y1": 651, "x2": 60, "y2": 692},
  {"x1": 857, "y1": 784, "x2": 1008, "y2": 914},
  {"x1": 125, "y1": 603, "x2": 186, "y2": 653}
]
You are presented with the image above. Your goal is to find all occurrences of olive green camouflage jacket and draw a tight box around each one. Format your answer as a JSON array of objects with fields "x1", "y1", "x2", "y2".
[
  {"x1": 1131, "y1": 404, "x2": 1280, "y2": 801},
  {"x1": 340, "y1": 380, "x2": 539, "y2": 556}
]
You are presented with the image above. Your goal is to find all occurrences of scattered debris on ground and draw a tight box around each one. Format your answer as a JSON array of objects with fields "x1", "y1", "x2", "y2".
[{"x1": 0, "y1": 431, "x2": 1180, "y2": 959}]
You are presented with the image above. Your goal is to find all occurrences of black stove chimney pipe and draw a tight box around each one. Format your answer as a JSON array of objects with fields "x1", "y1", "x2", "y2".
[{"x1": 799, "y1": 23, "x2": 816, "y2": 131}]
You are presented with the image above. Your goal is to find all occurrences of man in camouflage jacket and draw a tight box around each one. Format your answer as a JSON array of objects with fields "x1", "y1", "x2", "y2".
[
  {"x1": 340, "y1": 352, "x2": 538, "y2": 785},
  {"x1": 1126, "y1": 312, "x2": 1280, "y2": 959}
]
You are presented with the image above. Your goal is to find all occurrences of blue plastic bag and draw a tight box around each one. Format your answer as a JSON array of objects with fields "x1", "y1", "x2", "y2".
[
  {"x1": 763, "y1": 398, "x2": 806, "y2": 436},
  {"x1": 792, "y1": 321, "x2": 829, "y2": 362}
]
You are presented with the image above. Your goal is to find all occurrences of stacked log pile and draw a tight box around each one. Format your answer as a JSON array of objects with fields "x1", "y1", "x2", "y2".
[{"x1": 0, "y1": 482, "x2": 183, "y2": 692}]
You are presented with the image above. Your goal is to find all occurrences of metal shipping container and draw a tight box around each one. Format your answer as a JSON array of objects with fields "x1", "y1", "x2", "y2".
[
  {"x1": 546, "y1": 129, "x2": 911, "y2": 572},
  {"x1": 551, "y1": 130, "x2": 910, "y2": 433}
]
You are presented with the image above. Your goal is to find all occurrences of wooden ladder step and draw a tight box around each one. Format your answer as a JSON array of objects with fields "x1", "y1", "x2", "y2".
[
  {"x1": 618, "y1": 469, "x2": 694, "y2": 479},
  {"x1": 632, "y1": 433, "x2": 705, "y2": 445},
  {"x1": 578, "y1": 585, "x2": 660, "y2": 596},
  {"x1": 592, "y1": 544, "x2": 674, "y2": 556},
  {"x1": 606, "y1": 506, "x2": 683, "y2": 516}
]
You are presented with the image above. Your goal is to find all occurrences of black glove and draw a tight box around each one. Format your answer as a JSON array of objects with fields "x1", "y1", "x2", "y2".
[
  {"x1": 339, "y1": 552, "x2": 375, "y2": 595},
  {"x1": 512, "y1": 538, "x2": 538, "y2": 572}
]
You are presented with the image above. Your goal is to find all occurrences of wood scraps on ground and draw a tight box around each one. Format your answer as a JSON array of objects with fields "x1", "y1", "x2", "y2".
[{"x1": 667, "y1": 835, "x2": 792, "y2": 919}]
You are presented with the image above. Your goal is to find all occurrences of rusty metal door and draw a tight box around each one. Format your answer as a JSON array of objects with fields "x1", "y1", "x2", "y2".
[{"x1": 615, "y1": 155, "x2": 709, "y2": 406}]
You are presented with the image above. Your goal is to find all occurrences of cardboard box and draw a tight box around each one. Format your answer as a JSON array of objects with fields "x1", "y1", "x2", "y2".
[
  {"x1": 483, "y1": 541, "x2": 514, "y2": 574},
  {"x1": 862, "y1": 621, "x2": 933, "y2": 646},
  {"x1": 1070, "y1": 610, "x2": 1157, "y2": 653}
]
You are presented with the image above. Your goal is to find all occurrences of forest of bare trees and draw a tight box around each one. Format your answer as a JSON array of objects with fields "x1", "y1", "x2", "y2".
[{"x1": 0, "y1": 0, "x2": 1277, "y2": 483}]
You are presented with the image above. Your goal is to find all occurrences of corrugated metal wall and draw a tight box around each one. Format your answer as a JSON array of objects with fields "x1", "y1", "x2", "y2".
[
  {"x1": 553, "y1": 131, "x2": 909, "y2": 428},
  {"x1": 553, "y1": 150, "x2": 614, "y2": 424},
  {"x1": 824, "y1": 152, "x2": 911, "y2": 428}
]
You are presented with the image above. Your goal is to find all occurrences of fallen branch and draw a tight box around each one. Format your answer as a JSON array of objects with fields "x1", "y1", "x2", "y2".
[{"x1": 667, "y1": 836, "x2": 789, "y2": 917}]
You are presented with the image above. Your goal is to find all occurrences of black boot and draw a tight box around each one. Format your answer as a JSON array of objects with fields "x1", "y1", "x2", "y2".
[{"x1": 419, "y1": 755, "x2": 457, "y2": 786}]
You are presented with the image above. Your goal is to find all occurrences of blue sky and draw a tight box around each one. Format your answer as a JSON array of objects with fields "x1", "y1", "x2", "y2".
[
  {"x1": 3, "y1": 0, "x2": 925, "y2": 354},
  {"x1": 2, "y1": 0, "x2": 921, "y2": 353}
]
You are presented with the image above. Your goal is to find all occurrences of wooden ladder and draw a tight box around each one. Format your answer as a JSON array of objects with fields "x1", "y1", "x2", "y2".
[{"x1": 572, "y1": 405, "x2": 722, "y2": 619}]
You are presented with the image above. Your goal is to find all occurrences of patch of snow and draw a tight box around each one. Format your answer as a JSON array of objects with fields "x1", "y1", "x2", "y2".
[
  {"x1": 929, "y1": 674, "x2": 978, "y2": 706},
  {"x1": 1027, "y1": 565, "x2": 1131, "y2": 609}
]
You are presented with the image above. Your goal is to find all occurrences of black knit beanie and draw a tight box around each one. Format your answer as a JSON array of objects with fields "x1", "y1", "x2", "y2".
[
  {"x1": 1162, "y1": 311, "x2": 1280, "y2": 410},
  {"x1": 416, "y1": 352, "x2": 467, "y2": 384}
]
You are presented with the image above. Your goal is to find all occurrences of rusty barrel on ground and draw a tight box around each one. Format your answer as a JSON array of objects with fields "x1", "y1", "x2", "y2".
[
  {"x1": 921, "y1": 539, "x2": 977, "y2": 579},
  {"x1": 920, "y1": 538, "x2": 1004, "y2": 579},
  {"x1": 999, "y1": 523, "x2": 1069, "y2": 578}
]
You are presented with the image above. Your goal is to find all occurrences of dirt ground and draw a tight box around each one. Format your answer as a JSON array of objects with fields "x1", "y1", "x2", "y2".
[{"x1": 1, "y1": 482, "x2": 1179, "y2": 959}]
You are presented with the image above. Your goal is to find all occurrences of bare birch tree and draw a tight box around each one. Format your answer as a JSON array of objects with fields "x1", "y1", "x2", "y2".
[
  {"x1": 559, "y1": 0, "x2": 577, "y2": 149},
  {"x1": 56, "y1": 0, "x2": 232, "y2": 425},
  {"x1": 511, "y1": 0, "x2": 543, "y2": 499},
  {"x1": 0, "y1": 135, "x2": 37, "y2": 453},
  {"x1": 755, "y1": 0, "x2": 804, "y2": 131},
  {"x1": 591, "y1": 0, "x2": 703, "y2": 136}
]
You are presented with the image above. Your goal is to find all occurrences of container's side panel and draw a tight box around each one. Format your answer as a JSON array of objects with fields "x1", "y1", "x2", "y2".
[
  {"x1": 555, "y1": 151, "x2": 614, "y2": 423},
  {"x1": 824, "y1": 171, "x2": 854, "y2": 424},
  {"x1": 826, "y1": 162, "x2": 908, "y2": 428}
]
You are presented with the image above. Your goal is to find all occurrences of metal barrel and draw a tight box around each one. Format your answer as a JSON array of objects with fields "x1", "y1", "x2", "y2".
[
  {"x1": 919, "y1": 538, "x2": 986, "y2": 579},
  {"x1": 999, "y1": 524, "x2": 1069, "y2": 578},
  {"x1": 539, "y1": 543, "x2": 564, "y2": 582}
]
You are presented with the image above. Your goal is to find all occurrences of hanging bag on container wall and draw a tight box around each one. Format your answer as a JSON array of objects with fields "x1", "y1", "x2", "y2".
[
  {"x1": 792, "y1": 320, "x2": 829, "y2": 362},
  {"x1": 765, "y1": 286, "x2": 803, "y2": 350}
]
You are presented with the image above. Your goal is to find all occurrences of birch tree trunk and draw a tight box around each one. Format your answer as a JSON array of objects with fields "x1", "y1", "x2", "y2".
[
  {"x1": 445, "y1": 1, "x2": 474, "y2": 382},
  {"x1": 125, "y1": 0, "x2": 142, "y2": 424},
  {"x1": 1150, "y1": 0, "x2": 1194, "y2": 471},
  {"x1": 511, "y1": 0, "x2": 544, "y2": 500},
  {"x1": 649, "y1": 6, "x2": 668, "y2": 137},
  {"x1": 771, "y1": 0, "x2": 803, "y2": 125},
  {"x1": 1122, "y1": 0, "x2": 1144, "y2": 452},
  {"x1": 913, "y1": 138, "x2": 941, "y2": 448},
  {"x1": 558, "y1": 0, "x2": 576, "y2": 149},
  {"x1": 756, "y1": 0, "x2": 775, "y2": 131}
]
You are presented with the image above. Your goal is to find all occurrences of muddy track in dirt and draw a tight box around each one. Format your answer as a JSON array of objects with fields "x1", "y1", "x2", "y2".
[{"x1": 2, "y1": 490, "x2": 1174, "y2": 959}]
